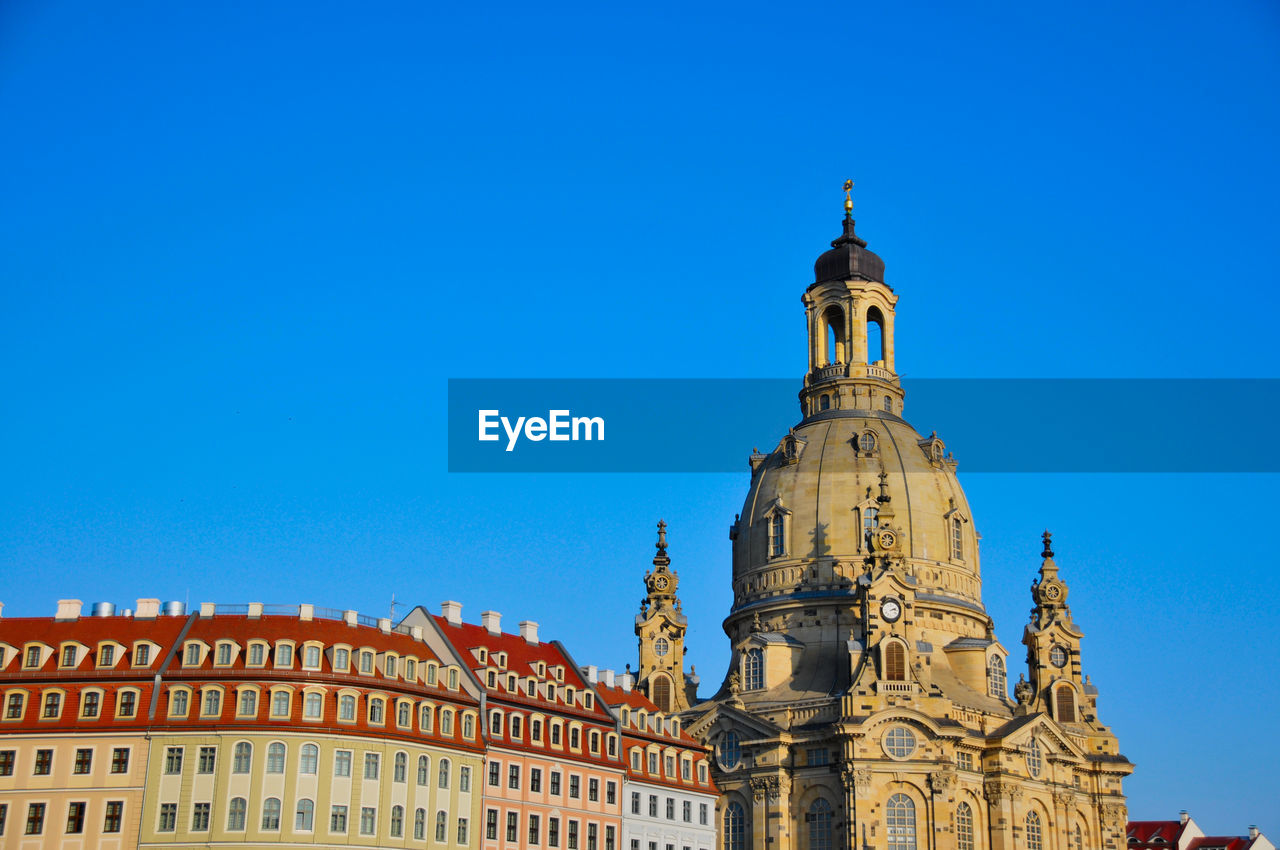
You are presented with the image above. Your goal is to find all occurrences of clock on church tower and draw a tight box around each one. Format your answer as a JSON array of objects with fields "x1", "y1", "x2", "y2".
[{"x1": 635, "y1": 520, "x2": 693, "y2": 713}]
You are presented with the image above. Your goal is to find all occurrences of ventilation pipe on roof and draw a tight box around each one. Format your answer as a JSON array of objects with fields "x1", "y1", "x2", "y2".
[
  {"x1": 441, "y1": 601, "x2": 462, "y2": 626},
  {"x1": 162, "y1": 601, "x2": 185, "y2": 617},
  {"x1": 1250, "y1": 827, "x2": 1259, "y2": 840},
  {"x1": 90, "y1": 602, "x2": 116, "y2": 617},
  {"x1": 481, "y1": 611, "x2": 502, "y2": 635},
  {"x1": 1179, "y1": 811, "x2": 1189, "y2": 825},
  {"x1": 519, "y1": 621, "x2": 539, "y2": 644}
]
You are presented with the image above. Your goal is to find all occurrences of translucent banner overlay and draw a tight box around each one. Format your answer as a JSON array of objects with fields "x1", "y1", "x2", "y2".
[{"x1": 447, "y1": 379, "x2": 1280, "y2": 473}]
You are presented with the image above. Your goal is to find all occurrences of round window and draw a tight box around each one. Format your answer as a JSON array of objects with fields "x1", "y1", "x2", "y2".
[
  {"x1": 1050, "y1": 646, "x2": 1067, "y2": 668},
  {"x1": 718, "y1": 731, "x2": 741, "y2": 769},
  {"x1": 858, "y1": 431, "x2": 877, "y2": 452},
  {"x1": 654, "y1": 638, "x2": 670, "y2": 657},
  {"x1": 883, "y1": 726, "x2": 916, "y2": 759}
]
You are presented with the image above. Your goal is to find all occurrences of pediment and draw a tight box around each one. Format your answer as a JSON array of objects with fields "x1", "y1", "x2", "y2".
[
  {"x1": 682, "y1": 699, "x2": 783, "y2": 741},
  {"x1": 989, "y1": 712, "x2": 1087, "y2": 761}
]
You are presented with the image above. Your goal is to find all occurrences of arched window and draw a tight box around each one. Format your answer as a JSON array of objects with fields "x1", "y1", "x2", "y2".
[
  {"x1": 866, "y1": 306, "x2": 885, "y2": 364},
  {"x1": 398, "y1": 700, "x2": 411, "y2": 726},
  {"x1": 1027, "y1": 738, "x2": 1043, "y2": 778},
  {"x1": 303, "y1": 692, "x2": 322, "y2": 718},
  {"x1": 261, "y1": 797, "x2": 281, "y2": 830},
  {"x1": 295, "y1": 799, "x2": 314, "y2": 831},
  {"x1": 951, "y1": 516, "x2": 964, "y2": 559},
  {"x1": 233, "y1": 742, "x2": 252, "y2": 773},
  {"x1": 1026, "y1": 811, "x2": 1043, "y2": 850},
  {"x1": 414, "y1": 808, "x2": 426, "y2": 840},
  {"x1": 819, "y1": 394, "x2": 831, "y2": 411},
  {"x1": 271, "y1": 690, "x2": 289, "y2": 717},
  {"x1": 1073, "y1": 824, "x2": 1084, "y2": 850},
  {"x1": 862, "y1": 505, "x2": 879, "y2": 549},
  {"x1": 390, "y1": 805, "x2": 405, "y2": 838},
  {"x1": 435, "y1": 811, "x2": 447, "y2": 842},
  {"x1": 956, "y1": 802, "x2": 974, "y2": 850},
  {"x1": 300, "y1": 744, "x2": 318, "y2": 775},
  {"x1": 885, "y1": 642, "x2": 906, "y2": 681},
  {"x1": 266, "y1": 742, "x2": 285, "y2": 773},
  {"x1": 369, "y1": 697, "x2": 384, "y2": 723},
  {"x1": 651, "y1": 675, "x2": 672, "y2": 712},
  {"x1": 807, "y1": 799, "x2": 833, "y2": 850},
  {"x1": 463, "y1": 713, "x2": 475, "y2": 738},
  {"x1": 438, "y1": 758, "x2": 451, "y2": 788},
  {"x1": 339, "y1": 694, "x2": 356, "y2": 721},
  {"x1": 723, "y1": 801, "x2": 746, "y2": 850},
  {"x1": 886, "y1": 793, "x2": 916, "y2": 850},
  {"x1": 203, "y1": 689, "x2": 221, "y2": 716},
  {"x1": 227, "y1": 797, "x2": 247, "y2": 831},
  {"x1": 718, "y1": 731, "x2": 741, "y2": 769},
  {"x1": 769, "y1": 513, "x2": 786, "y2": 557},
  {"x1": 491, "y1": 710, "x2": 503, "y2": 734},
  {"x1": 823, "y1": 306, "x2": 845, "y2": 366},
  {"x1": 744, "y1": 648, "x2": 764, "y2": 690},
  {"x1": 420, "y1": 704, "x2": 433, "y2": 732},
  {"x1": 883, "y1": 395, "x2": 893, "y2": 412},
  {"x1": 988, "y1": 655, "x2": 1006, "y2": 698},
  {"x1": 1056, "y1": 686, "x2": 1076, "y2": 722},
  {"x1": 417, "y1": 755, "x2": 430, "y2": 785},
  {"x1": 394, "y1": 752, "x2": 407, "y2": 782}
]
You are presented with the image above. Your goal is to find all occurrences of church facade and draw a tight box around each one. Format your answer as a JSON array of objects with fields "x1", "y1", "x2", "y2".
[{"x1": 635, "y1": 202, "x2": 1132, "y2": 850}]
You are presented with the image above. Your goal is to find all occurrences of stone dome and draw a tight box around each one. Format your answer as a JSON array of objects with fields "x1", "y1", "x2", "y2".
[{"x1": 813, "y1": 216, "x2": 886, "y2": 283}]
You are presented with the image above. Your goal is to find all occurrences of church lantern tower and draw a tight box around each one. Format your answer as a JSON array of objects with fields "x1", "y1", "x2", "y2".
[{"x1": 636, "y1": 520, "x2": 695, "y2": 713}]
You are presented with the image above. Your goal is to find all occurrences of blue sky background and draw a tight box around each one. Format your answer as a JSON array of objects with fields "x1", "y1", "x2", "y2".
[{"x1": 3, "y1": 0, "x2": 1279, "y2": 836}]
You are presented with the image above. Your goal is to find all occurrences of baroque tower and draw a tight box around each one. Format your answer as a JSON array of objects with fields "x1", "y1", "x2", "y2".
[
  {"x1": 682, "y1": 192, "x2": 1132, "y2": 850},
  {"x1": 636, "y1": 520, "x2": 696, "y2": 712}
]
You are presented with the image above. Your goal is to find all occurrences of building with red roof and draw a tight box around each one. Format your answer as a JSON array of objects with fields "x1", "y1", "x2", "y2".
[{"x1": 1127, "y1": 812, "x2": 1273, "y2": 850}]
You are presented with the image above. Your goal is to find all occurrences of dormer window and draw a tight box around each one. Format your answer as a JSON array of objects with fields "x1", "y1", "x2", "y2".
[
  {"x1": 988, "y1": 656, "x2": 1006, "y2": 698},
  {"x1": 477, "y1": 648, "x2": 488, "y2": 663},
  {"x1": 507, "y1": 674, "x2": 517, "y2": 691},
  {"x1": 274, "y1": 643, "x2": 294, "y2": 667},
  {"x1": 133, "y1": 644, "x2": 152, "y2": 667},
  {"x1": 405, "y1": 658, "x2": 417, "y2": 680},
  {"x1": 526, "y1": 679, "x2": 537, "y2": 697},
  {"x1": 184, "y1": 644, "x2": 201, "y2": 667},
  {"x1": 215, "y1": 643, "x2": 233, "y2": 666},
  {"x1": 952, "y1": 516, "x2": 964, "y2": 560},
  {"x1": 425, "y1": 663, "x2": 438, "y2": 685},
  {"x1": 743, "y1": 648, "x2": 764, "y2": 690},
  {"x1": 360, "y1": 651, "x2": 374, "y2": 674},
  {"x1": 303, "y1": 645, "x2": 322, "y2": 669},
  {"x1": 770, "y1": 513, "x2": 785, "y2": 557},
  {"x1": 61, "y1": 646, "x2": 78, "y2": 667},
  {"x1": 248, "y1": 643, "x2": 266, "y2": 667},
  {"x1": 25, "y1": 646, "x2": 41, "y2": 668},
  {"x1": 98, "y1": 645, "x2": 116, "y2": 667},
  {"x1": 385, "y1": 655, "x2": 397, "y2": 677}
]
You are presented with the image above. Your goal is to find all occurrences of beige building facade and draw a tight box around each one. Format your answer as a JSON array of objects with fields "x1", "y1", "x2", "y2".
[{"x1": 662, "y1": 206, "x2": 1132, "y2": 850}]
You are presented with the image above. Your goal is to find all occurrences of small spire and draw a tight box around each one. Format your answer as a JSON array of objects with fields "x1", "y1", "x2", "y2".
[
  {"x1": 1041, "y1": 530, "x2": 1054, "y2": 560},
  {"x1": 877, "y1": 470, "x2": 891, "y2": 504},
  {"x1": 843, "y1": 179, "x2": 854, "y2": 218},
  {"x1": 656, "y1": 519, "x2": 668, "y2": 555}
]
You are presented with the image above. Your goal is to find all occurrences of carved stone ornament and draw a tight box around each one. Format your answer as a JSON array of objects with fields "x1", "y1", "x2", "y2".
[
  {"x1": 1014, "y1": 674, "x2": 1034, "y2": 705},
  {"x1": 983, "y1": 780, "x2": 1023, "y2": 805},
  {"x1": 841, "y1": 765, "x2": 873, "y2": 795},
  {"x1": 1100, "y1": 802, "x2": 1128, "y2": 831},
  {"x1": 929, "y1": 767, "x2": 958, "y2": 795},
  {"x1": 749, "y1": 776, "x2": 784, "y2": 803}
]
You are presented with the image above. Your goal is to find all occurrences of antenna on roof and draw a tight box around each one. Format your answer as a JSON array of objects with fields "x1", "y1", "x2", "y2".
[{"x1": 389, "y1": 593, "x2": 401, "y2": 622}]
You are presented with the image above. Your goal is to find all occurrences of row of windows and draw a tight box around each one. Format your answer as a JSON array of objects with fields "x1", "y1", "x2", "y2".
[
  {"x1": 159, "y1": 743, "x2": 468, "y2": 788},
  {"x1": 154, "y1": 796, "x2": 465, "y2": 841},
  {"x1": 630, "y1": 841, "x2": 710, "y2": 850},
  {"x1": 0, "y1": 638, "x2": 462, "y2": 690},
  {"x1": 0, "y1": 746, "x2": 129, "y2": 776},
  {"x1": 760, "y1": 506, "x2": 964, "y2": 561},
  {"x1": 617, "y1": 706, "x2": 682, "y2": 738},
  {"x1": 482, "y1": 670, "x2": 586, "y2": 707},
  {"x1": 627, "y1": 792, "x2": 710, "y2": 825},
  {"x1": 487, "y1": 709, "x2": 613, "y2": 756},
  {"x1": 486, "y1": 761, "x2": 614, "y2": 803},
  {"x1": 471, "y1": 648, "x2": 562, "y2": 681},
  {"x1": 0, "y1": 801, "x2": 125, "y2": 837},
  {"x1": 627, "y1": 747, "x2": 709, "y2": 785},
  {"x1": 4, "y1": 687, "x2": 141, "y2": 722},
  {"x1": 484, "y1": 809, "x2": 616, "y2": 850}
]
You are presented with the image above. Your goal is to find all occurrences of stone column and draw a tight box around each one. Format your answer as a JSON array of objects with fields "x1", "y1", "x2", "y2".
[
  {"x1": 1052, "y1": 791, "x2": 1075, "y2": 850},
  {"x1": 928, "y1": 768, "x2": 957, "y2": 850},
  {"x1": 1098, "y1": 802, "x2": 1127, "y2": 850},
  {"x1": 842, "y1": 765, "x2": 873, "y2": 850},
  {"x1": 983, "y1": 780, "x2": 1021, "y2": 850}
]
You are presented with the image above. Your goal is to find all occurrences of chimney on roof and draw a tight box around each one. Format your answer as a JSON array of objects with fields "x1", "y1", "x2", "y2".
[
  {"x1": 519, "y1": 620, "x2": 539, "y2": 644},
  {"x1": 1249, "y1": 826, "x2": 1259, "y2": 840},
  {"x1": 1179, "y1": 811, "x2": 1189, "y2": 825},
  {"x1": 585, "y1": 665, "x2": 598, "y2": 683},
  {"x1": 621, "y1": 673, "x2": 633, "y2": 692},
  {"x1": 481, "y1": 610, "x2": 502, "y2": 635},
  {"x1": 441, "y1": 601, "x2": 462, "y2": 627},
  {"x1": 602, "y1": 668, "x2": 615, "y2": 688},
  {"x1": 135, "y1": 599, "x2": 161, "y2": 619},
  {"x1": 55, "y1": 599, "x2": 83, "y2": 621}
]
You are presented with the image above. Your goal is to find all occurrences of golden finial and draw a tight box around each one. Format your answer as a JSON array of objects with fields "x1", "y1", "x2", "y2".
[{"x1": 843, "y1": 179, "x2": 854, "y2": 215}]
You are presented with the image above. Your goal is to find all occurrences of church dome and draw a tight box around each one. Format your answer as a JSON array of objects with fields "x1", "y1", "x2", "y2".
[{"x1": 813, "y1": 216, "x2": 886, "y2": 283}]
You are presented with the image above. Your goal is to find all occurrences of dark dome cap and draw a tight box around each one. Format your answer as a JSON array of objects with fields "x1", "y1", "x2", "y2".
[{"x1": 814, "y1": 216, "x2": 886, "y2": 284}]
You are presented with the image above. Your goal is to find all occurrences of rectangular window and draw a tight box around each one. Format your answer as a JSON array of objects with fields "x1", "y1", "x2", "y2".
[
  {"x1": 551, "y1": 771, "x2": 562, "y2": 795},
  {"x1": 648, "y1": 795, "x2": 658, "y2": 817},
  {"x1": 606, "y1": 825, "x2": 616, "y2": 850},
  {"x1": 509, "y1": 764, "x2": 521, "y2": 789},
  {"x1": 25, "y1": 647, "x2": 41, "y2": 667},
  {"x1": 198, "y1": 746, "x2": 216, "y2": 773},
  {"x1": 158, "y1": 803, "x2": 177, "y2": 832},
  {"x1": 72, "y1": 748, "x2": 93, "y2": 774},
  {"x1": 99, "y1": 644, "x2": 115, "y2": 666},
  {"x1": 649, "y1": 752, "x2": 659, "y2": 774},
  {"x1": 486, "y1": 809, "x2": 499, "y2": 840},
  {"x1": 184, "y1": 644, "x2": 199, "y2": 666},
  {"x1": 458, "y1": 817, "x2": 469, "y2": 844},
  {"x1": 530, "y1": 767, "x2": 543, "y2": 792},
  {"x1": 335, "y1": 750, "x2": 352, "y2": 777},
  {"x1": 217, "y1": 644, "x2": 232, "y2": 665},
  {"x1": 62, "y1": 646, "x2": 78, "y2": 667},
  {"x1": 360, "y1": 807, "x2": 376, "y2": 835},
  {"x1": 807, "y1": 748, "x2": 829, "y2": 766},
  {"x1": 569, "y1": 775, "x2": 580, "y2": 799},
  {"x1": 506, "y1": 812, "x2": 518, "y2": 842},
  {"x1": 249, "y1": 644, "x2": 265, "y2": 665},
  {"x1": 331, "y1": 805, "x2": 348, "y2": 832},
  {"x1": 683, "y1": 801, "x2": 691, "y2": 822},
  {"x1": 665, "y1": 755, "x2": 675, "y2": 776},
  {"x1": 699, "y1": 804, "x2": 708, "y2": 825},
  {"x1": 606, "y1": 781, "x2": 617, "y2": 805},
  {"x1": 34, "y1": 749, "x2": 53, "y2": 775},
  {"x1": 43, "y1": 692, "x2": 61, "y2": 718},
  {"x1": 103, "y1": 801, "x2": 123, "y2": 833},
  {"x1": 364, "y1": 752, "x2": 380, "y2": 779},
  {"x1": 568, "y1": 819, "x2": 579, "y2": 850},
  {"x1": 165, "y1": 747, "x2": 183, "y2": 774},
  {"x1": 5, "y1": 693, "x2": 22, "y2": 718},
  {"x1": 277, "y1": 644, "x2": 294, "y2": 666},
  {"x1": 65, "y1": 801, "x2": 86, "y2": 834},
  {"x1": 631, "y1": 750, "x2": 641, "y2": 770},
  {"x1": 666, "y1": 798, "x2": 675, "y2": 820},
  {"x1": 192, "y1": 802, "x2": 211, "y2": 831},
  {"x1": 489, "y1": 761, "x2": 500, "y2": 786},
  {"x1": 135, "y1": 644, "x2": 151, "y2": 665},
  {"x1": 631, "y1": 792, "x2": 640, "y2": 814},
  {"x1": 26, "y1": 803, "x2": 45, "y2": 835},
  {"x1": 682, "y1": 759, "x2": 692, "y2": 779},
  {"x1": 588, "y1": 823, "x2": 598, "y2": 850},
  {"x1": 111, "y1": 747, "x2": 130, "y2": 773},
  {"x1": 550, "y1": 816, "x2": 561, "y2": 847},
  {"x1": 589, "y1": 778, "x2": 599, "y2": 801},
  {"x1": 0, "y1": 751, "x2": 14, "y2": 775},
  {"x1": 0, "y1": 803, "x2": 6, "y2": 836},
  {"x1": 957, "y1": 751, "x2": 974, "y2": 771},
  {"x1": 119, "y1": 691, "x2": 137, "y2": 717},
  {"x1": 698, "y1": 763, "x2": 707, "y2": 783}
]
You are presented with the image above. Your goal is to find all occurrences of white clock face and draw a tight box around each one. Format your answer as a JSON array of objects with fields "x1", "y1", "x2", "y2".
[{"x1": 881, "y1": 599, "x2": 902, "y2": 622}]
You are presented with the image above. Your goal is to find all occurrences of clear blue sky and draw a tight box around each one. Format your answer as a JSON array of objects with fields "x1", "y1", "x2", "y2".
[{"x1": 3, "y1": 0, "x2": 1278, "y2": 837}]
